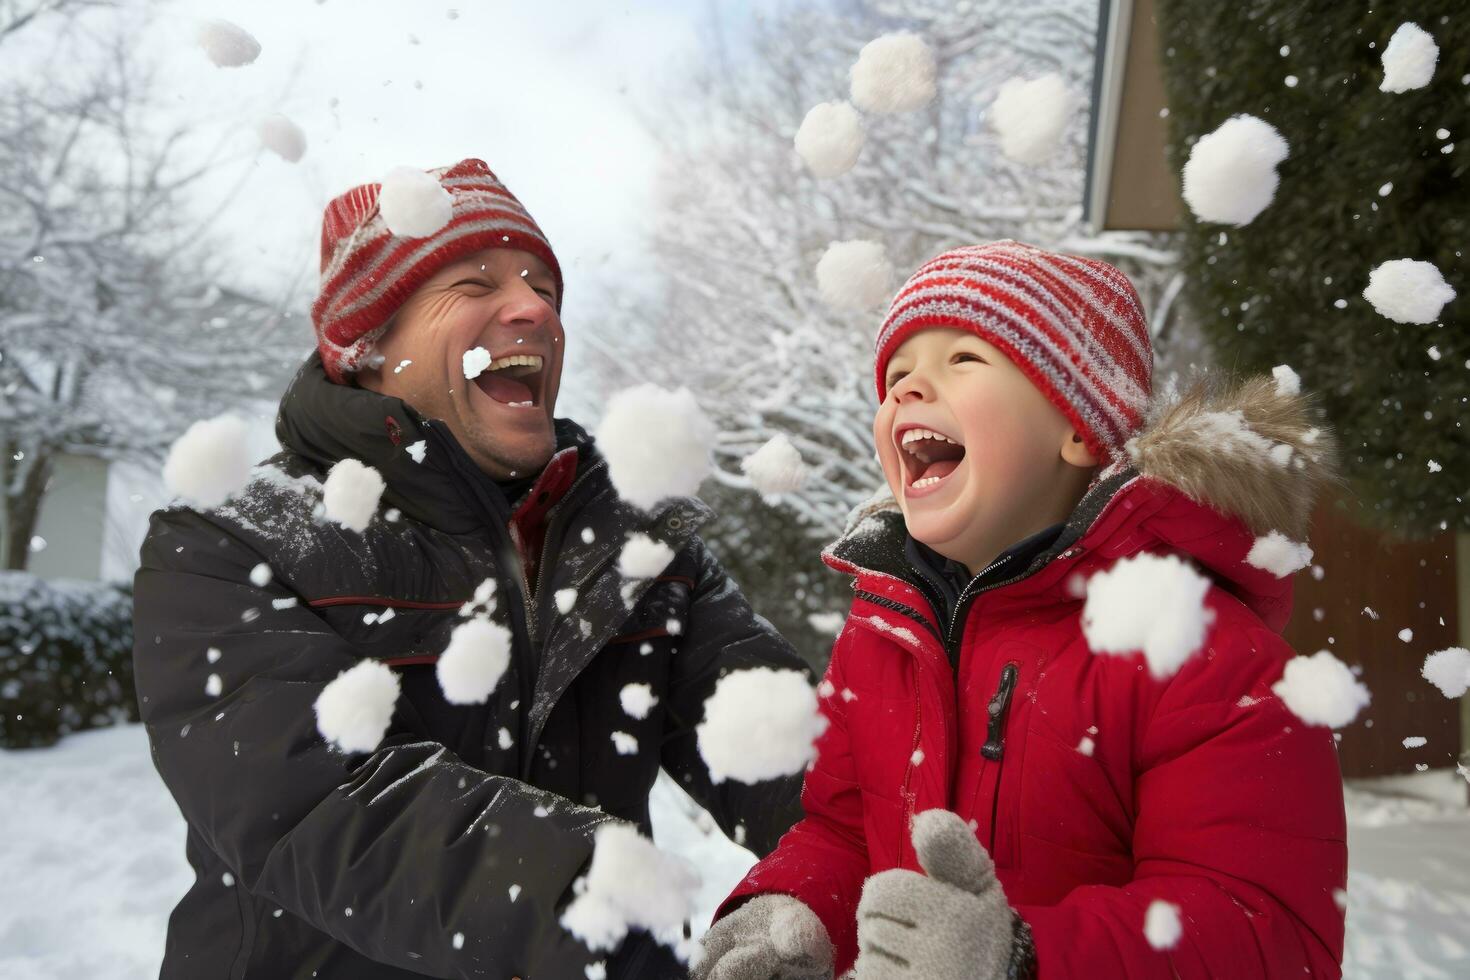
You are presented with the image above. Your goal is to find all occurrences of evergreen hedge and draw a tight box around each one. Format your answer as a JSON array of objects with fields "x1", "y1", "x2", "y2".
[{"x1": 1154, "y1": 2, "x2": 1467, "y2": 534}]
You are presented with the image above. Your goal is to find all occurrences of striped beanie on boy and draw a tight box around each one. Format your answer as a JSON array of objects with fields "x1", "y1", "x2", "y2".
[
  {"x1": 311, "y1": 158, "x2": 562, "y2": 384},
  {"x1": 874, "y1": 240, "x2": 1153, "y2": 460}
]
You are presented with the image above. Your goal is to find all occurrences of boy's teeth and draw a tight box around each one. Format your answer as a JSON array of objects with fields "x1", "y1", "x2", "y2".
[
  {"x1": 900, "y1": 427, "x2": 957, "y2": 446},
  {"x1": 912, "y1": 475, "x2": 943, "y2": 488}
]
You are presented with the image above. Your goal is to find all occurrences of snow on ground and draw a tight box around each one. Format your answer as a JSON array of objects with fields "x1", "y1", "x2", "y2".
[{"x1": 2, "y1": 724, "x2": 1466, "y2": 978}]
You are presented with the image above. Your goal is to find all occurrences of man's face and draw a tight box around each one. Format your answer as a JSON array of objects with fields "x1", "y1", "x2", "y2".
[
  {"x1": 357, "y1": 248, "x2": 563, "y2": 480},
  {"x1": 873, "y1": 328, "x2": 1095, "y2": 573}
]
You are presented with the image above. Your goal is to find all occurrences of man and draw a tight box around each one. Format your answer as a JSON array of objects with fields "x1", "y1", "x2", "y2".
[{"x1": 132, "y1": 158, "x2": 808, "y2": 978}]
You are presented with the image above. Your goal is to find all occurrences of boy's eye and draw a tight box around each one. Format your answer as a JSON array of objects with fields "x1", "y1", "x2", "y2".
[
  {"x1": 953, "y1": 352, "x2": 986, "y2": 365},
  {"x1": 886, "y1": 371, "x2": 907, "y2": 389}
]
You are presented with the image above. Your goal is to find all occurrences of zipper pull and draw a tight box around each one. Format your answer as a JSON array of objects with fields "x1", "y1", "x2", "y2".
[{"x1": 980, "y1": 663, "x2": 1019, "y2": 761}]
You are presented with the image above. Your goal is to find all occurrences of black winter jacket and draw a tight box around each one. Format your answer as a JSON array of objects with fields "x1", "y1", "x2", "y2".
[{"x1": 132, "y1": 352, "x2": 807, "y2": 979}]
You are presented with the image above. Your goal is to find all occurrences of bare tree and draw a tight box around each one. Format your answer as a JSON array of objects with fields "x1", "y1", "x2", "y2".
[
  {"x1": 605, "y1": 0, "x2": 1180, "y2": 540},
  {"x1": 0, "y1": 16, "x2": 302, "y2": 570}
]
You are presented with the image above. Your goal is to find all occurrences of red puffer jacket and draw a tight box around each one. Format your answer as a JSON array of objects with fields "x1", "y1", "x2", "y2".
[{"x1": 718, "y1": 378, "x2": 1348, "y2": 978}]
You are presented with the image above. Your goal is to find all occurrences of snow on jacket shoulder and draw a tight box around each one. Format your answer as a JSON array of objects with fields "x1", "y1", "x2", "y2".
[{"x1": 719, "y1": 375, "x2": 1349, "y2": 979}]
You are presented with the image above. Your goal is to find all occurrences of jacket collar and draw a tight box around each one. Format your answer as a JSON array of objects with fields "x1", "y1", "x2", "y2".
[
  {"x1": 274, "y1": 351, "x2": 596, "y2": 535},
  {"x1": 826, "y1": 374, "x2": 1337, "y2": 634}
]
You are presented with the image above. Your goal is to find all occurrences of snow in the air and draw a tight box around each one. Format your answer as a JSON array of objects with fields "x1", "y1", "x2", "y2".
[
  {"x1": 696, "y1": 668, "x2": 827, "y2": 784},
  {"x1": 196, "y1": 19, "x2": 260, "y2": 68},
  {"x1": 989, "y1": 73, "x2": 1073, "y2": 165},
  {"x1": 1362, "y1": 258, "x2": 1456, "y2": 324},
  {"x1": 620, "y1": 683, "x2": 658, "y2": 720},
  {"x1": 206, "y1": 647, "x2": 221, "y2": 664},
  {"x1": 555, "y1": 587, "x2": 578, "y2": 615},
  {"x1": 1082, "y1": 553, "x2": 1214, "y2": 678},
  {"x1": 794, "y1": 100, "x2": 864, "y2": 178},
  {"x1": 1272, "y1": 650, "x2": 1372, "y2": 729},
  {"x1": 313, "y1": 659, "x2": 401, "y2": 754},
  {"x1": 161, "y1": 415, "x2": 254, "y2": 509},
  {"x1": 1180, "y1": 114, "x2": 1289, "y2": 226},
  {"x1": 4, "y1": 725, "x2": 1467, "y2": 977},
  {"x1": 807, "y1": 611, "x2": 845, "y2": 636},
  {"x1": 849, "y1": 32, "x2": 936, "y2": 114},
  {"x1": 610, "y1": 731, "x2": 638, "y2": 755},
  {"x1": 1379, "y1": 23, "x2": 1439, "y2": 94},
  {"x1": 257, "y1": 114, "x2": 307, "y2": 163},
  {"x1": 204, "y1": 673, "x2": 222, "y2": 698},
  {"x1": 1403, "y1": 736, "x2": 1428, "y2": 750},
  {"x1": 740, "y1": 434, "x2": 809, "y2": 500},
  {"x1": 463, "y1": 345, "x2": 492, "y2": 379},
  {"x1": 559, "y1": 823, "x2": 700, "y2": 953},
  {"x1": 1427, "y1": 459, "x2": 1442, "y2": 473},
  {"x1": 378, "y1": 165, "x2": 453, "y2": 238},
  {"x1": 436, "y1": 616, "x2": 512, "y2": 705},
  {"x1": 1271, "y1": 363, "x2": 1301, "y2": 397},
  {"x1": 321, "y1": 458, "x2": 385, "y2": 532},
  {"x1": 1421, "y1": 647, "x2": 1470, "y2": 699},
  {"x1": 406, "y1": 439, "x2": 427, "y2": 463},
  {"x1": 1246, "y1": 531, "x2": 1314, "y2": 578},
  {"x1": 1144, "y1": 899, "x2": 1182, "y2": 950},
  {"x1": 1398, "y1": 628, "x2": 1413, "y2": 643},
  {"x1": 249, "y1": 562, "x2": 272, "y2": 587},
  {"x1": 618, "y1": 533, "x2": 676, "y2": 579},
  {"x1": 595, "y1": 384, "x2": 714, "y2": 510},
  {"x1": 581, "y1": 527, "x2": 596, "y2": 544},
  {"x1": 815, "y1": 239, "x2": 893, "y2": 311}
]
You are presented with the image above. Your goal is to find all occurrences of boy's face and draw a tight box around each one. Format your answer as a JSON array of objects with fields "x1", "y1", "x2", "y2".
[{"x1": 873, "y1": 328, "x2": 1096, "y2": 574}]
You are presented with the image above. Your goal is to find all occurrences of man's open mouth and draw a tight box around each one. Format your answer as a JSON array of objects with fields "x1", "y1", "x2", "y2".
[
  {"x1": 896, "y1": 424, "x2": 966, "y2": 490},
  {"x1": 468, "y1": 351, "x2": 545, "y2": 408}
]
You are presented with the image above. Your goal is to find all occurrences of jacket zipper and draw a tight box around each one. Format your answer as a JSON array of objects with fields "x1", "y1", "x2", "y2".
[{"x1": 982, "y1": 661, "x2": 1019, "y2": 853}]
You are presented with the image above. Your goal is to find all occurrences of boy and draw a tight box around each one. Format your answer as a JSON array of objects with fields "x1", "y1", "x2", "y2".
[{"x1": 694, "y1": 241, "x2": 1347, "y2": 979}]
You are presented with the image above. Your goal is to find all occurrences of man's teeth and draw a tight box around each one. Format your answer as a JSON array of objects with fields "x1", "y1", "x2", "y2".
[
  {"x1": 488, "y1": 354, "x2": 543, "y2": 373},
  {"x1": 900, "y1": 427, "x2": 959, "y2": 447}
]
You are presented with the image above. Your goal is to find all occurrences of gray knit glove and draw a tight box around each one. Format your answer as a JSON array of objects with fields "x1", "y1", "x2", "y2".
[
  {"x1": 694, "y1": 893, "x2": 834, "y2": 980},
  {"x1": 854, "y1": 810, "x2": 1021, "y2": 980}
]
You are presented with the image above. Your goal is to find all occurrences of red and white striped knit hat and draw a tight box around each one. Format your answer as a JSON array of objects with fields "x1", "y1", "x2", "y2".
[
  {"x1": 874, "y1": 240, "x2": 1153, "y2": 460},
  {"x1": 311, "y1": 158, "x2": 563, "y2": 384}
]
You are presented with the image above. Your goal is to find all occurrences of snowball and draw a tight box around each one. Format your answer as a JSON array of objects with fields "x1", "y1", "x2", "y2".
[
  {"x1": 618, "y1": 533, "x2": 675, "y2": 579},
  {"x1": 249, "y1": 562, "x2": 272, "y2": 587},
  {"x1": 1428, "y1": 459, "x2": 1442, "y2": 473},
  {"x1": 1082, "y1": 553, "x2": 1214, "y2": 679},
  {"x1": 196, "y1": 20, "x2": 260, "y2": 67},
  {"x1": 406, "y1": 440, "x2": 427, "y2": 463},
  {"x1": 596, "y1": 384, "x2": 714, "y2": 509},
  {"x1": 322, "y1": 458, "x2": 385, "y2": 532},
  {"x1": 1380, "y1": 23, "x2": 1439, "y2": 93},
  {"x1": 697, "y1": 668, "x2": 828, "y2": 784},
  {"x1": 205, "y1": 673, "x2": 222, "y2": 697},
  {"x1": 560, "y1": 823, "x2": 700, "y2": 952},
  {"x1": 807, "y1": 611, "x2": 846, "y2": 636},
  {"x1": 620, "y1": 683, "x2": 658, "y2": 719},
  {"x1": 554, "y1": 588, "x2": 578, "y2": 615},
  {"x1": 741, "y1": 435, "x2": 809, "y2": 500},
  {"x1": 794, "y1": 101, "x2": 864, "y2": 178},
  {"x1": 989, "y1": 74, "x2": 1073, "y2": 165},
  {"x1": 1246, "y1": 531, "x2": 1313, "y2": 578},
  {"x1": 849, "y1": 32, "x2": 937, "y2": 114},
  {"x1": 162, "y1": 415, "x2": 254, "y2": 508},
  {"x1": 1271, "y1": 364, "x2": 1301, "y2": 397},
  {"x1": 816, "y1": 239, "x2": 893, "y2": 311},
  {"x1": 314, "y1": 659, "x2": 401, "y2": 753},
  {"x1": 1403, "y1": 736, "x2": 1427, "y2": 749},
  {"x1": 581, "y1": 527, "x2": 596, "y2": 544},
  {"x1": 1077, "y1": 736, "x2": 1095, "y2": 756},
  {"x1": 257, "y1": 114, "x2": 306, "y2": 162},
  {"x1": 1180, "y1": 114, "x2": 1289, "y2": 226},
  {"x1": 1144, "y1": 900, "x2": 1182, "y2": 950},
  {"x1": 1422, "y1": 647, "x2": 1470, "y2": 698},
  {"x1": 436, "y1": 617, "x2": 512, "y2": 704},
  {"x1": 1362, "y1": 259, "x2": 1456, "y2": 324},
  {"x1": 610, "y1": 731, "x2": 638, "y2": 755},
  {"x1": 1398, "y1": 628, "x2": 1413, "y2": 643},
  {"x1": 463, "y1": 346, "x2": 491, "y2": 380},
  {"x1": 1271, "y1": 651, "x2": 1371, "y2": 728},
  {"x1": 206, "y1": 647, "x2": 221, "y2": 664},
  {"x1": 378, "y1": 166, "x2": 453, "y2": 238}
]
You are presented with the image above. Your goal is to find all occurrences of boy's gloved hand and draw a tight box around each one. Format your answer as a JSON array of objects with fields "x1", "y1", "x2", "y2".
[
  {"x1": 693, "y1": 893, "x2": 834, "y2": 980},
  {"x1": 854, "y1": 809, "x2": 1029, "y2": 980}
]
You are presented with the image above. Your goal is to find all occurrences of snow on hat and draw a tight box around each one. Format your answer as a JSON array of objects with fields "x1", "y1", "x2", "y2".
[
  {"x1": 311, "y1": 158, "x2": 563, "y2": 384},
  {"x1": 873, "y1": 240, "x2": 1153, "y2": 460}
]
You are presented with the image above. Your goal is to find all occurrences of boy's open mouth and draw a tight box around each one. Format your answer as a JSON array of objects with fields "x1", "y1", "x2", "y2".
[
  {"x1": 896, "y1": 424, "x2": 966, "y2": 490},
  {"x1": 470, "y1": 351, "x2": 545, "y2": 408}
]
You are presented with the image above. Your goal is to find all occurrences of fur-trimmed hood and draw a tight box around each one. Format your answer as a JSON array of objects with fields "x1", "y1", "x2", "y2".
[{"x1": 826, "y1": 372, "x2": 1338, "y2": 632}]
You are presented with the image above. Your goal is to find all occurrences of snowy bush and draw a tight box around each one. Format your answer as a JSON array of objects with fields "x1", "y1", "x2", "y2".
[{"x1": 0, "y1": 573, "x2": 135, "y2": 749}]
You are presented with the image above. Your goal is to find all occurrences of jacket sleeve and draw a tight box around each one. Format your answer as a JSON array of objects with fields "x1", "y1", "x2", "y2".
[
  {"x1": 709, "y1": 618, "x2": 871, "y2": 974},
  {"x1": 658, "y1": 535, "x2": 809, "y2": 857},
  {"x1": 133, "y1": 506, "x2": 612, "y2": 979},
  {"x1": 1016, "y1": 620, "x2": 1348, "y2": 979}
]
